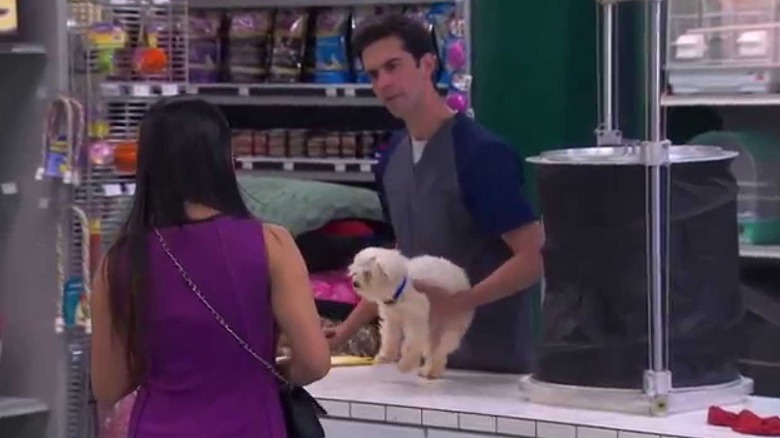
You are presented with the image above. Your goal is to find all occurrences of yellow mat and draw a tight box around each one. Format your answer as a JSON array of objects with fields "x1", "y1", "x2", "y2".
[
  {"x1": 330, "y1": 355, "x2": 375, "y2": 367},
  {"x1": 276, "y1": 355, "x2": 374, "y2": 367}
]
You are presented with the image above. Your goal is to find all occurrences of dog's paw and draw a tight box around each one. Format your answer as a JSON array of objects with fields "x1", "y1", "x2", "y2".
[
  {"x1": 397, "y1": 357, "x2": 418, "y2": 373},
  {"x1": 418, "y1": 367, "x2": 443, "y2": 380}
]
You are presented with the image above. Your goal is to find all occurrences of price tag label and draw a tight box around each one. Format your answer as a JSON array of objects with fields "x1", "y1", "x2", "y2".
[
  {"x1": 161, "y1": 84, "x2": 179, "y2": 96},
  {"x1": 240, "y1": 160, "x2": 252, "y2": 170},
  {"x1": 334, "y1": 163, "x2": 346, "y2": 172},
  {"x1": 109, "y1": 0, "x2": 128, "y2": 4},
  {"x1": 186, "y1": 85, "x2": 198, "y2": 95},
  {"x1": 325, "y1": 87, "x2": 337, "y2": 97},
  {"x1": 103, "y1": 184, "x2": 123, "y2": 197},
  {"x1": 360, "y1": 163, "x2": 372, "y2": 173},
  {"x1": 238, "y1": 87, "x2": 250, "y2": 97},
  {"x1": 343, "y1": 87, "x2": 356, "y2": 97},
  {"x1": 101, "y1": 83, "x2": 121, "y2": 97},
  {"x1": 282, "y1": 162, "x2": 294, "y2": 171},
  {"x1": 131, "y1": 84, "x2": 151, "y2": 97},
  {"x1": 125, "y1": 183, "x2": 137, "y2": 196}
]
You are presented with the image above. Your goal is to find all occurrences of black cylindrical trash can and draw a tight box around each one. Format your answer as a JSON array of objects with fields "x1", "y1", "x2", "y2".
[{"x1": 527, "y1": 145, "x2": 744, "y2": 390}]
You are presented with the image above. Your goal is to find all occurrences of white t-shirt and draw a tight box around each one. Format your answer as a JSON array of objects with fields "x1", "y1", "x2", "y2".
[{"x1": 411, "y1": 138, "x2": 428, "y2": 164}]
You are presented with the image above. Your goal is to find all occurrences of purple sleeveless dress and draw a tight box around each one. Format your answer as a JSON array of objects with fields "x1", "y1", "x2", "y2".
[{"x1": 126, "y1": 215, "x2": 287, "y2": 438}]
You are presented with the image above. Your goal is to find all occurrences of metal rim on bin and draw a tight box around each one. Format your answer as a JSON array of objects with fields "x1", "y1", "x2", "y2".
[{"x1": 526, "y1": 145, "x2": 738, "y2": 165}]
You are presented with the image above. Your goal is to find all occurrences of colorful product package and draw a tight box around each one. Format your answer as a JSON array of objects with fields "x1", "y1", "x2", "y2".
[
  {"x1": 187, "y1": 10, "x2": 222, "y2": 83},
  {"x1": 269, "y1": 8, "x2": 309, "y2": 83},
  {"x1": 428, "y1": 2, "x2": 460, "y2": 86},
  {"x1": 313, "y1": 7, "x2": 351, "y2": 84},
  {"x1": 428, "y1": 2, "x2": 470, "y2": 112},
  {"x1": 226, "y1": 9, "x2": 273, "y2": 83},
  {"x1": 351, "y1": 5, "x2": 403, "y2": 83}
]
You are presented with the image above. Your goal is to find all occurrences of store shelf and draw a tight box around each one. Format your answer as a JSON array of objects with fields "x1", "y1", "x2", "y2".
[
  {"x1": 100, "y1": 82, "x2": 394, "y2": 107},
  {"x1": 740, "y1": 244, "x2": 780, "y2": 260},
  {"x1": 0, "y1": 43, "x2": 46, "y2": 55},
  {"x1": 661, "y1": 93, "x2": 780, "y2": 107},
  {"x1": 236, "y1": 156, "x2": 377, "y2": 183},
  {"x1": 0, "y1": 397, "x2": 48, "y2": 419},
  {"x1": 190, "y1": 0, "x2": 444, "y2": 8}
]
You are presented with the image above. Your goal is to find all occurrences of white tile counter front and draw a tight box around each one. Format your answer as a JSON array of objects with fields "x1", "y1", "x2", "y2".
[{"x1": 307, "y1": 365, "x2": 780, "y2": 438}]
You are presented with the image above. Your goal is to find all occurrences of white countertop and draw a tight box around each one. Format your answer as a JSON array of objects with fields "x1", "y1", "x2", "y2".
[{"x1": 308, "y1": 365, "x2": 780, "y2": 438}]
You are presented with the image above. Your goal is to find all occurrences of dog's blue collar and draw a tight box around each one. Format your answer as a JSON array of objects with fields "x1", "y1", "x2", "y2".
[{"x1": 383, "y1": 276, "x2": 408, "y2": 305}]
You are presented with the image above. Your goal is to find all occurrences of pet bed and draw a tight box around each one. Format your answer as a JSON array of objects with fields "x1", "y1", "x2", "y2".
[
  {"x1": 237, "y1": 175, "x2": 384, "y2": 236},
  {"x1": 105, "y1": 175, "x2": 385, "y2": 246}
]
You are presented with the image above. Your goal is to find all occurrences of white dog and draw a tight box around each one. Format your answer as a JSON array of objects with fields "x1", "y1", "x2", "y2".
[{"x1": 348, "y1": 247, "x2": 474, "y2": 379}]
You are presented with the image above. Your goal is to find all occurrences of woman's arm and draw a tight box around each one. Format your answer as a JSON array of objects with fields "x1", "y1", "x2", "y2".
[
  {"x1": 265, "y1": 224, "x2": 331, "y2": 385},
  {"x1": 90, "y1": 258, "x2": 136, "y2": 406}
]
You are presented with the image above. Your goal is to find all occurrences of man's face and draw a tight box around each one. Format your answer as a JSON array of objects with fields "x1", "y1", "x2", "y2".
[{"x1": 361, "y1": 36, "x2": 436, "y2": 118}]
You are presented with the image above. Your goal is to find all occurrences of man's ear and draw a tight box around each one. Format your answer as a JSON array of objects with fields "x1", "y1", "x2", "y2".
[{"x1": 421, "y1": 52, "x2": 438, "y2": 78}]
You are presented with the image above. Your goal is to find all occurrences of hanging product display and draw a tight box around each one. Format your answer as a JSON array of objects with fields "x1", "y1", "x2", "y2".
[
  {"x1": 429, "y1": 2, "x2": 470, "y2": 113},
  {"x1": 55, "y1": 206, "x2": 93, "y2": 334},
  {"x1": 113, "y1": 140, "x2": 139, "y2": 174},
  {"x1": 133, "y1": 4, "x2": 168, "y2": 76},
  {"x1": 86, "y1": 20, "x2": 127, "y2": 75},
  {"x1": 36, "y1": 96, "x2": 86, "y2": 185}
]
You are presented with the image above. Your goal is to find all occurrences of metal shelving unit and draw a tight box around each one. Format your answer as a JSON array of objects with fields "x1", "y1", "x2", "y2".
[
  {"x1": 51, "y1": 2, "x2": 472, "y2": 436},
  {"x1": 99, "y1": 81, "x2": 449, "y2": 107},
  {"x1": 662, "y1": 93, "x2": 780, "y2": 107},
  {"x1": 236, "y1": 156, "x2": 377, "y2": 182},
  {"x1": 190, "y1": 0, "x2": 443, "y2": 8},
  {"x1": 740, "y1": 244, "x2": 780, "y2": 260},
  {"x1": 0, "y1": 43, "x2": 47, "y2": 55}
]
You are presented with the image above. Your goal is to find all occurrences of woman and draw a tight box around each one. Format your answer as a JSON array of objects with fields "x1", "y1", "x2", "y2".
[{"x1": 90, "y1": 97, "x2": 331, "y2": 438}]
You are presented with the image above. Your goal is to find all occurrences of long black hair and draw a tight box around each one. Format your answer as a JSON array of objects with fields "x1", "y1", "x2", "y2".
[{"x1": 105, "y1": 97, "x2": 250, "y2": 378}]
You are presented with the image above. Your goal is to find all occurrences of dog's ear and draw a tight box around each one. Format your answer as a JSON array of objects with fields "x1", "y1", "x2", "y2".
[{"x1": 369, "y1": 256, "x2": 389, "y2": 280}]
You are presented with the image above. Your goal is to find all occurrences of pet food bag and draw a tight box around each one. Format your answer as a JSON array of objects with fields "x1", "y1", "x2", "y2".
[
  {"x1": 269, "y1": 9, "x2": 309, "y2": 83},
  {"x1": 226, "y1": 9, "x2": 273, "y2": 83},
  {"x1": 313, "y1": 7, "x2": 351, "y2": 84},
  {"x1": 188, "y1": 10, "x2": 222, "y2": 83}
]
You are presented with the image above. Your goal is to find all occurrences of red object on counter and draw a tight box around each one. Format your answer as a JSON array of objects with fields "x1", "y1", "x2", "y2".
[
  {"x1": 708, "y1": 406, "x2": 780, "y2": 436},
  {"x1": 318, "y1": 219, "x2": 374, "y2": 237}
]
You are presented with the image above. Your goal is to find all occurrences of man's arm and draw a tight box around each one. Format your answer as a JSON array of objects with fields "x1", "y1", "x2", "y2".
[
  {"x1": 337, "y1": 299, "x2": 378, "y2": 335},
  {"x1": 464, "y1": 221, "x2": 543, "y2": 307},
  {"x1": 457, "y1": 138, "x2": 544, "y2": 308}
]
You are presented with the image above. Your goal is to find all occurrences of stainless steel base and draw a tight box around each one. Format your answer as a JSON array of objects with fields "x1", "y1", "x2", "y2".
[{"x1": 518, "y1": 375, "x2": 754, "y2": 416}]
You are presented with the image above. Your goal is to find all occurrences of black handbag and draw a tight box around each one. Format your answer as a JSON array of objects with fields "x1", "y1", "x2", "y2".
[{"x1": 155, "y1": 229, "x2": 328, "y2": 438}]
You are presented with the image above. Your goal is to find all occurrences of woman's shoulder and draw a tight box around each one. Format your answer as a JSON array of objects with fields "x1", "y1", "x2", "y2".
[
  {"x1": 261, "y1": 223, "x2": 297, "y2": 258},
  {"x1": 262, "y1": 222, "x2": 293, "y2": 244}
]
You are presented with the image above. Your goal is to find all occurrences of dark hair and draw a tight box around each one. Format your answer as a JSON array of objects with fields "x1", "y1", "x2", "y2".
[
  {"x1": 106, "y1": 97, "x2": 250, "y2": 378},
  {"x1": 352, "y1": 13, "x2": 436, "y2": 63}
]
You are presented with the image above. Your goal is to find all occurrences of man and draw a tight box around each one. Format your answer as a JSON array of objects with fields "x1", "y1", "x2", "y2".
[{"x1": 326, "y1": 14, "x2": 544, "y2": 373}]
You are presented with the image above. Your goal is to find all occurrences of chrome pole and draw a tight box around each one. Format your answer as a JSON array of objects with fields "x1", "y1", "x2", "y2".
[
  {"x1": 597, "y1": 0, "x2": 623, "y2": 145},
  {"x1": 604, "y1": 1, "x2": 615, "y2": 131},
  {"x1": 643, "y1": 0, "x2": 672, "y2": 416}
]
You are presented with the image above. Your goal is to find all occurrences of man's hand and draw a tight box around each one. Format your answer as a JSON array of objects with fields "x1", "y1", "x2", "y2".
[
  {"x1": 413, "y1": 280, "x2": 475, "y2": 330},
  {"x1": 323, "y1": 325, "x2": 350, "y2": 351}
]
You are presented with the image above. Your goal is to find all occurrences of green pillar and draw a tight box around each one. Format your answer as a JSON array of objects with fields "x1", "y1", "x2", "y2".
[
  {"x1": 470, "y1": 1, "x2": 646, "y2": 342},
  {"x1": 471, "y1": 0, "x2": 598, "y2": 208}
]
